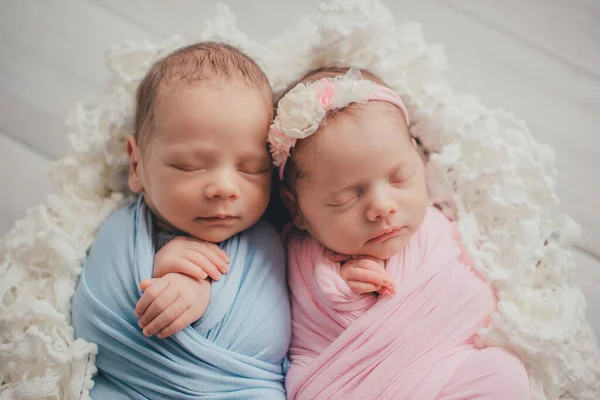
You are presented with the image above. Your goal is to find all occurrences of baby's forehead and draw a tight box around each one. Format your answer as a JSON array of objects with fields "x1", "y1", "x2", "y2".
[
  {"x1": 298, "y1": 107, "x2": 411, "y2": 170},
  {"x1": 149, "y1": 83, "x2": 273, "y2": 154},
  {"x1": 135, "y1": 42, "x2": 273, "y2": 152},
  {"x1": 319, "y1": 101, "x2": 408, "y2": 140},
  {"x1": 153, "y1": 78, "x2": 274, "y2": 127}
]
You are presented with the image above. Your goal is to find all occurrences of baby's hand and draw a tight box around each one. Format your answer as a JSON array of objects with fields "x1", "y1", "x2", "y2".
[
  {"x1": 339, "y1": 257, "x2": 396, "y2": 295},
  {"x1": 154, "y1": 236, "x2": 229, "y2": 280},
  {"x1": 135, "y1": 273, "x2": 210, "y2": 338}
]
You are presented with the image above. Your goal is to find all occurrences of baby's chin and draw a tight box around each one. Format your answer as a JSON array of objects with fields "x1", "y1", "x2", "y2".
[
  {"x1": 190, "y1": 229, "x2": 239, "y2": 244},
  {"x1": 185, "y1": 221, "x2": 252, "y2": 244},
  {"x1": 360, "y1": 235, "x2": 410, "y2": 260}
]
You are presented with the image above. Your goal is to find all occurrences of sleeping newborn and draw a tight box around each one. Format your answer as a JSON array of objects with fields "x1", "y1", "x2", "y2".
[
  {"x1": 71, "y1": 42, "x2": 291, "y2": 399},
  {"x1": 273, "y1": 66, "x2": 531, "y2": 400}
]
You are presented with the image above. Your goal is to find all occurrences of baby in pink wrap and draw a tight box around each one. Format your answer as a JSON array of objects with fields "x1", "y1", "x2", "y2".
[{"x1": 268, "y1": 67, "x2": 531, "y2": 400}]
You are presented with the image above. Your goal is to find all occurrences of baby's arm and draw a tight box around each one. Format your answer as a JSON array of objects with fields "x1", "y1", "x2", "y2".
[{"x1": 135, "y1": 236, "x2": 230, "y2": 338}]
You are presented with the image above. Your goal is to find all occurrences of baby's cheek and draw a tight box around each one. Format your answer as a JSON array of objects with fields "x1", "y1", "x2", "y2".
[
  {"x1": 167, "y1": 182, "x2": 193, "y2": 204},
  {"x1": 244, "y1": 180, "x2": 270, "y2": 214},
  {"x1": 326, "y1": 215, "x2": 363, "y2": 252},
  {"x1": 159, "y1": 181, "x2": 197, "y2": 217}
]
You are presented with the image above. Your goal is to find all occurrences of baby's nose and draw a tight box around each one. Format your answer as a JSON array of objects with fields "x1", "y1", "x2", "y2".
[
  {"x1": 204, "y1": 171, "x2": 240, "y2": 200},
  {"x1": 366, "y1": 195, "x2": 398, "y2": 222}
]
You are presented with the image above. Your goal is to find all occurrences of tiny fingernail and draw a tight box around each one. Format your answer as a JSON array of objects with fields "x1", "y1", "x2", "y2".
[
  {"x1": 157, "y1": 333, "x2": 164, "y2": 339},
  {"x1": 138, "y1": 321, "x2": 143, "y2": 328}
]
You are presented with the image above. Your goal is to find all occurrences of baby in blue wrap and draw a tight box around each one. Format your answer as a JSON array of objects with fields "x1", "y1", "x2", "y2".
[{"x1": 71, "y1": 42, "x2": 292, "y2": 399}]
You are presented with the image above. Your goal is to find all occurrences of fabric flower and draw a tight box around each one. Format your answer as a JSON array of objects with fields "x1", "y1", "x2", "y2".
[
  {"x1": 317, "y1": 80, "x2": 337, "y2": 110},
  {"x1": 267, "y1": 125, "x2": 296, "y2": 167},
  {"x1": 275, "y1": 83, "x2": 326, "y2": 139}
]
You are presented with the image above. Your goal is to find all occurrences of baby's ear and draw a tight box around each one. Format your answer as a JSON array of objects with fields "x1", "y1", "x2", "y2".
[
  {"x1": 280, "y1": 186, "x2": 307, "y2": 230},
  {"x1": 126, "y1": 136, "x2": 144, "y2": 193}
]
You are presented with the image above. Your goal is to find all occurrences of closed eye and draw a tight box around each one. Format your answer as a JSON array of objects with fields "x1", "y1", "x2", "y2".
[
  {"x1": 239, "y1": 158, "x2": 271, "y2": 175},
  {"x1": 391, "y1": 168, "x2": 416, "y2": 184},
  {"x1": 328, "y1": 193, "x2": 359, "y2": 207},
  {"x1": 169, "y1": 164, "x2": 205, "y2": 172},
  {"x1": 240, "y1": 167, "x2": 270, "y2": 175},
  {"x1": 240, "y1": 164, "x2": 270, "y2": 175}
]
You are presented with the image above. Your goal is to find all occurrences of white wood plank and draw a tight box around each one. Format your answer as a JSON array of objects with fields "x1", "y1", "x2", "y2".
[
  {"x1": 440, "y1": 0, "x2": 600, "y2": 78},
  {"x1": 0, "y1": 86, "x2": 67, "y2": 160},
  {"x1": 0, "y1": 133, "x2": 51, "y2": 237},
  {"x1": 95, "y1": 0, "x2": 323, "y2": 41},
  {"x1": 573, "y1": 249, "x2": 600, "y2": 338},
  {"x1": 0, "y1": 0, "x2": 154, "y2": 159}
]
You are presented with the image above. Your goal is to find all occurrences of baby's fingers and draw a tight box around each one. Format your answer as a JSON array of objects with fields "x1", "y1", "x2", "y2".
[
  {"x1": 348, "y1": 261, "x2": 396, "y2": 294},
  {"x1": 135, "y1": 278, "x2": 169, "y2": 317},
  {"x1": 342, "y1": 267, "x2": 393, "y2": 288},
  {"x1": 157, "y1": 309, "x2": 199, "y2": 339},
  {"x1": 138, "y1": 285, "x2": 179, "y2": 329},
  {"x1": 139, "y1": 278, "x2": 156, "y2": 291},
  {"x1": 183, "y1": 238, "x2": 229, "y2": 264},
  {"x1": 198, "y1": 248, "x2": 229, "y2": 275},
  {"x1": 185, "y1": 250, "x2": 224, "y2": 280},
  {"x1": 201, "y1": 242, "x2": 230, "y2": 264},
  {"x1": 143, "y1": 298, "x2": 188, "y2": 338},
  {"x1": 378, "y1": 286, "x2": 396, "y2": 296},
  {"x1": 347, "y1": 280, "x2": 382, "y2": 294},
  {"x1": 160, "y1": 258, "x2": 209, "y2": 281}
]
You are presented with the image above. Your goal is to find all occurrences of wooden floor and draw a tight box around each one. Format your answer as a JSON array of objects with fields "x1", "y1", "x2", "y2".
[{"x1": 1, "y1": 0, "x2": 598, "y2": 335}]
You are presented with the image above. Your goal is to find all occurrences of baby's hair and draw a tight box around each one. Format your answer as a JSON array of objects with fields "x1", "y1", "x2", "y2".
[
  {"x1": 280, "y1": 66, "x2": 396, "y2": 188},
  {"x1": 134, "y1": 42, "x2": 272, "y2": 153}
]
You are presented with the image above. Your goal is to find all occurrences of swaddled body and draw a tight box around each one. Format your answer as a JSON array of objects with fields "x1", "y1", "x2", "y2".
[
  {"x1": 286, "y1": 207, "x2": 526, "y2": 399},
  {"x1": 72, "y1": 199, "x2": 290, "y2": 399},
  {"x1": 270, "y1": 67, "x2": 530, "y2": 399}
]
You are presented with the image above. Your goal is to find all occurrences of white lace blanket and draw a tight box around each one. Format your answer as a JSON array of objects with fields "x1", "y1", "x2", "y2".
[{"x1": 1, "y1": 1, "x2": 598, "y2": 399}]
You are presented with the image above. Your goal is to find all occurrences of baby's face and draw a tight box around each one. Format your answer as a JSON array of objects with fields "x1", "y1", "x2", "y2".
[
  {"x1": 294, "y1": 102, "x2": 428, "y2": 259},
  {"x1": 130, "y1": 80, "x2": 273, "y2": 242}
]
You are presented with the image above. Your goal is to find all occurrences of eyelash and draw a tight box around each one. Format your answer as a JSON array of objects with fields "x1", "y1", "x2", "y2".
[
  {"x1": 169, "y1": 164, "x2": 269, "y2": 175},
  {"x1": 329, "y1": 191, "x2": 361, "y2": 207},
  {"x1": 170, "y1": 164, "x2": 200, "y2": 172},
  {"x1": 329, "y1": 173, "x2": 413, "y2": 207},
  {"x1": 241, "y1": 171, "x2": 269, "y2": 180},
  {"x1": 240, "y1": 168, "x2": 269, "y2": 175}
]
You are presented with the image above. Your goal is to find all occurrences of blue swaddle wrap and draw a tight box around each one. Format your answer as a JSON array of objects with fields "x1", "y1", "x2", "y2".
[{"x1": 71, "y1": 197, "x2": 291, "y2": 399}]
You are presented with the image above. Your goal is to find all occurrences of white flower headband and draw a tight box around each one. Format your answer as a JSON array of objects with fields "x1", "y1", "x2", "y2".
[{"x1": 268, "y1": 67, "x2": 410, "y2": 180}]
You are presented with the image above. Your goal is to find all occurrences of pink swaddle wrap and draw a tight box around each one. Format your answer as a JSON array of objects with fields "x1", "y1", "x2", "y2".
[{"x1": 286, "y1": 207, "x2": 529, "y2": 400}]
